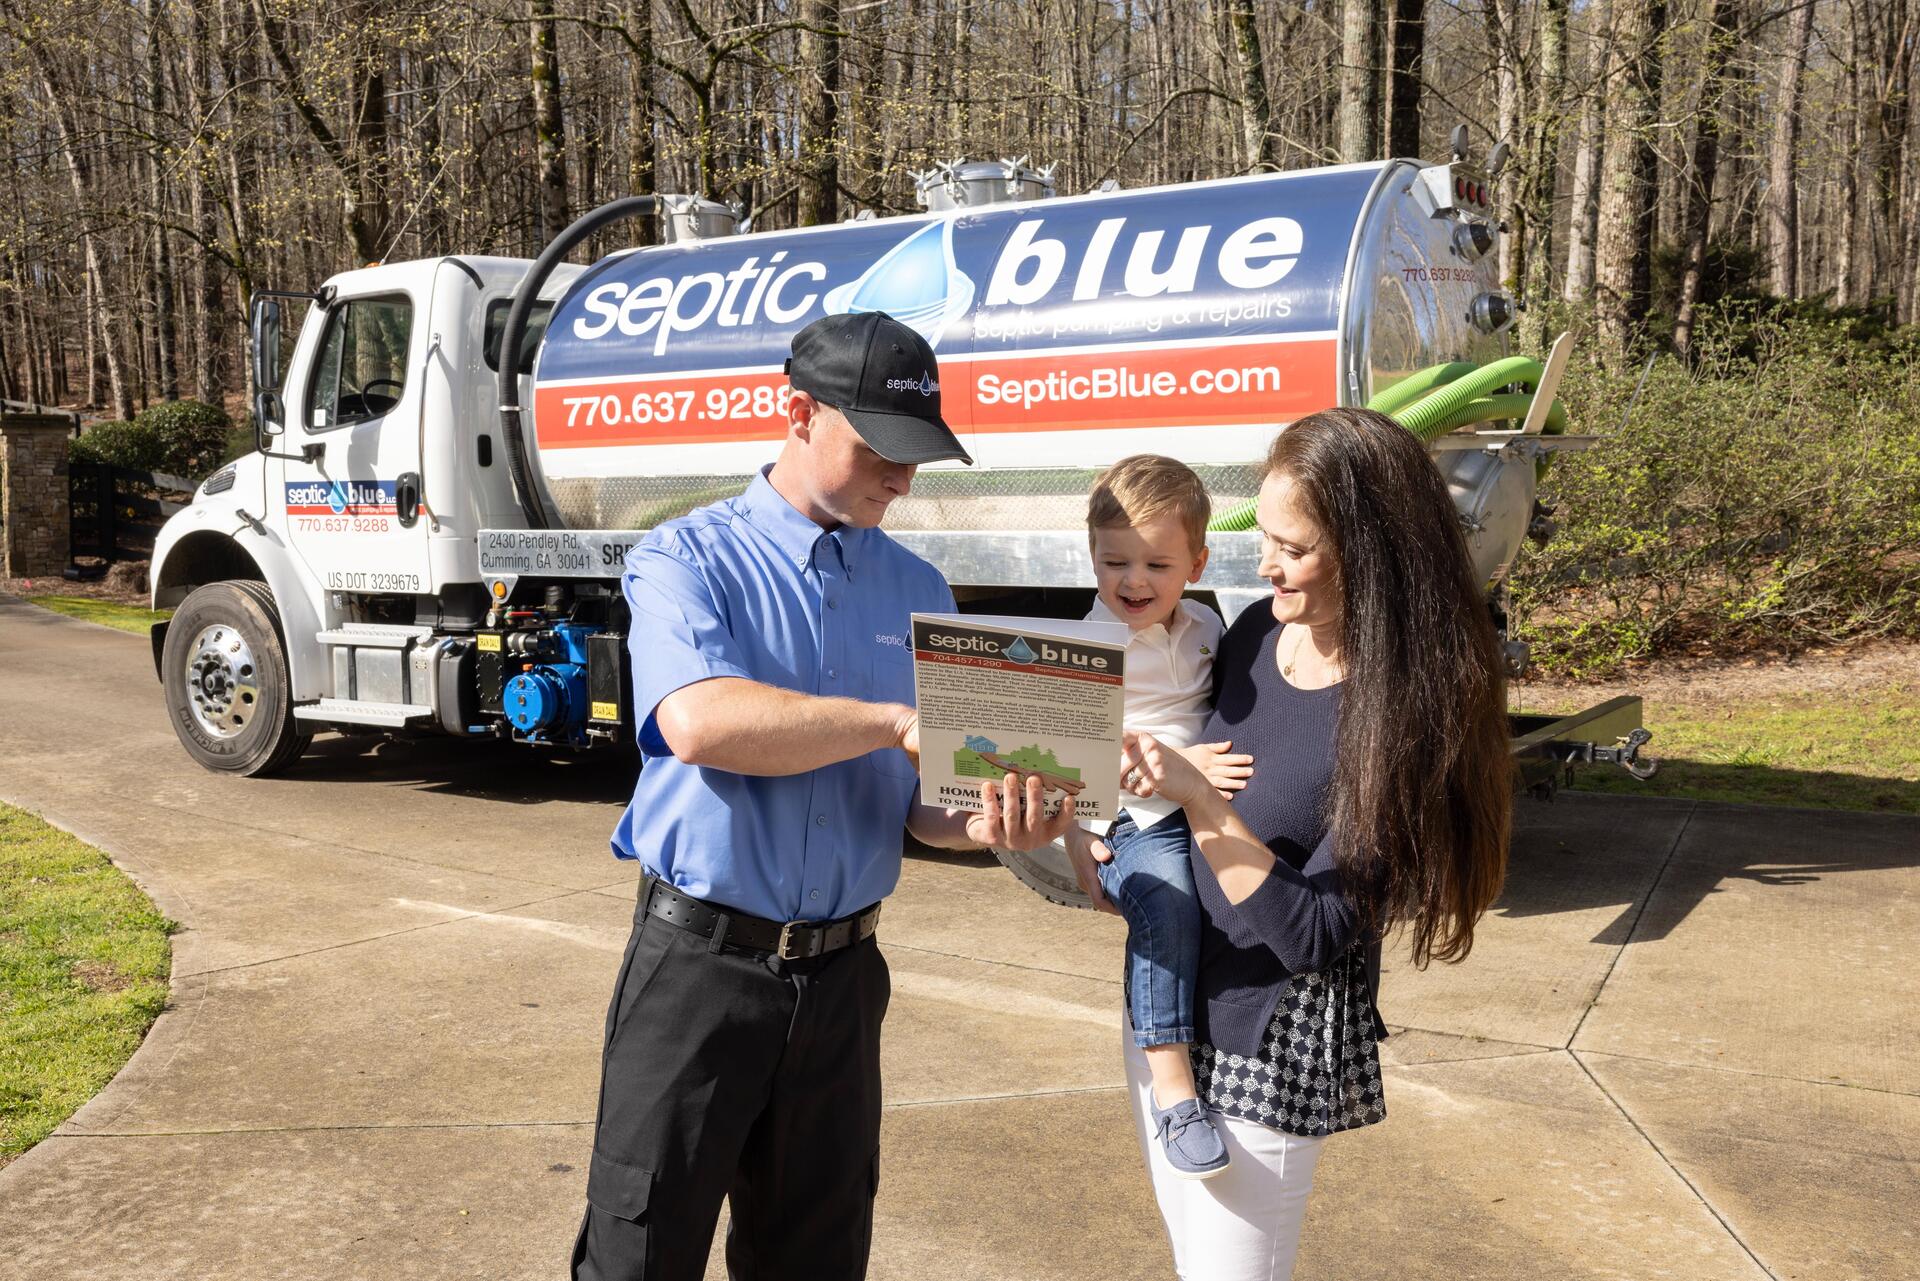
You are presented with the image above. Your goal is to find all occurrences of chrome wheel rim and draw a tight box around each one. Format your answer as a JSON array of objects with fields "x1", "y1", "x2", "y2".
[{"x1": 185, "y1": 624, "x2": 260, "y2": 739}]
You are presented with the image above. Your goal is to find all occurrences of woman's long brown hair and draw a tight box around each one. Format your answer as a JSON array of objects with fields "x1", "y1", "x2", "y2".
[{"x1": 1266, "y1": 407, "x2": 1512, "y2": 966}]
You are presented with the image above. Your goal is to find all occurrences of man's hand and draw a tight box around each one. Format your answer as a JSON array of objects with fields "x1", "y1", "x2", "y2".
[
  {"x1": 964, "y1": 772, "x2": 1077, "y2": 852},
  {"x1": 894, "y1": 708, "x2": 921, "y2": 772},
  {"x1": 1179, "y1": 741, "x2": 1253, "y2": 799},
  {"x1": 1063, "y1": 824, "x2": 1121, "y2": 916}
]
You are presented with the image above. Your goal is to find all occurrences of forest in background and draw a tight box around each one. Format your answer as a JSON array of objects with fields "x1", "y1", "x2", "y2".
[{"x1": 3, "y1": 0, "x2": 1917, "y2": 417}]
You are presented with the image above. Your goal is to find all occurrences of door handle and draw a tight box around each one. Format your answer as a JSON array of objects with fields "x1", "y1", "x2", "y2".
[{"x1": 395, "y1": 472, "x2": 421, "y2": 527}]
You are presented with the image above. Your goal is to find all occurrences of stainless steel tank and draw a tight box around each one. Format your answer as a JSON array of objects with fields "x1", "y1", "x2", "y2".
[{"x1": 526, "y1": 159, "x2": 1528, "y2": 588}]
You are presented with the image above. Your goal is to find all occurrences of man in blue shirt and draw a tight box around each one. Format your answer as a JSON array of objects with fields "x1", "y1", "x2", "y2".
[{"x1": 573, "y1": 312, "x2": 1073, "y2": 1281}]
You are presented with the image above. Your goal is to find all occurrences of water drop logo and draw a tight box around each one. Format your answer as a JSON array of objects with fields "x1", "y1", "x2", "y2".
[
  {"x1": 823, "y1": 217, "x2": 975, "y2": 348},
  {"x1": 327, "y1": 482, "x2": 349, "y2": 515},
  {"x1": 1003, "y1": 637, "x2": 1036, "y2": 664}
]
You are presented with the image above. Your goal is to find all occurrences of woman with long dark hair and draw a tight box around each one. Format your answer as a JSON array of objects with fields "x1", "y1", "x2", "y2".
[{"x1": 1067, "y1": 406, "x2": 1513, "y2": 1279}]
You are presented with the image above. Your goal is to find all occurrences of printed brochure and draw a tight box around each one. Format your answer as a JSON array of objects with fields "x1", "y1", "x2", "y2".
[{"x1": 911, "y1": 613, "x2": 1129, "y2": 822}]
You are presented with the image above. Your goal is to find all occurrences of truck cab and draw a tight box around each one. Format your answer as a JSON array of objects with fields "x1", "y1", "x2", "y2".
[{"x1": 151, "y1": 255, "x2": 584, "y2": 772}]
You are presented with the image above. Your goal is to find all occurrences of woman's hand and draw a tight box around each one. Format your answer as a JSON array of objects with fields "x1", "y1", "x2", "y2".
[
  {"x1": 1120, "y1": 730, "x2": 1215, "y2": 809},
  {"x1": 1178, "y1": 741, "x2": 1253, "y2": 799},
  {"x1": 1062, "y1": 823, "x2": 1122, "y2": 916}
]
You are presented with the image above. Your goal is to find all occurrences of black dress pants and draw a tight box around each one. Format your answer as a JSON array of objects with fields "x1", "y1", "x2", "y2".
[{"x1": 571, "y1": 886, "x2": 890, "y2": 1281}]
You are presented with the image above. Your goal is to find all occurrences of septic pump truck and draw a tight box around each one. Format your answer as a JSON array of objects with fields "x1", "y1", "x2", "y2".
[{"x1": 148, "y1": 155, "x2": 1653, "y2": 906}]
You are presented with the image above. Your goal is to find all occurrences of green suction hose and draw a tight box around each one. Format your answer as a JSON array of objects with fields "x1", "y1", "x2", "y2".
[
  {"x1": 1204, "y1": 355, "x2": 1567, "y2": 532},
  {"x1": 1365, "y1": 361, "x2": 1479, "y2": 417},
  {"x1": 1393, "y1": 355, "x2": 1544, "y2": 442}
]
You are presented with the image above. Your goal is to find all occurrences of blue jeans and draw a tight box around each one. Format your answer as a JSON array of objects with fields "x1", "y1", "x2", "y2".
[{"x1": 1097, "y1": 810, "x2": 1200, "y2": 1049}]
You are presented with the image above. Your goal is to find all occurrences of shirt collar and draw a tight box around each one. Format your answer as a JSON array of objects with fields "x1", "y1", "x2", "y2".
[{"x1": 737, "y1": 466, "x2": 868, "y2": 575}]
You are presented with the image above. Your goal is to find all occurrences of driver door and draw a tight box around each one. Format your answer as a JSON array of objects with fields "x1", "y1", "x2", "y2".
[{"x1": 280, "y1": 290, "x2": 432, "y2": 599}]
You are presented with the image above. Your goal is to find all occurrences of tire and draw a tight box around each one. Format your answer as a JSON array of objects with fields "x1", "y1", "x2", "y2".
[{"x1": 161, "y1": 580, "x2": 312, "y2": 776}]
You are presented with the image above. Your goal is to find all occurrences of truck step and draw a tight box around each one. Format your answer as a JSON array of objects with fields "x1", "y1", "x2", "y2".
[
  {"x1": 315, "y1": 624, "x2": 436, "y2": 649},
  {"x1": 293, "y1": 698, "x2": 433, "y2": 728}
]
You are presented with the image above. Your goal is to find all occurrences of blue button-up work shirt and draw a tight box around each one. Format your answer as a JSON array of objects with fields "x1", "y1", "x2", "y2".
[{"x1": 609, "y1": 468, "x2": 955, "y2": 922}]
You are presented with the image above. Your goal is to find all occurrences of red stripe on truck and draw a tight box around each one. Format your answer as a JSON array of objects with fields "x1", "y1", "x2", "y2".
[{"x1": 532, "y1": 337, "x2": 1337, "y2": 449}]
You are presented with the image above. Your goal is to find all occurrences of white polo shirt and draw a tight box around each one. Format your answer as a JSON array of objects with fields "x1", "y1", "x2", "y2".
[{"x1": 1086, "y1": 596, "x2": 1225, "y2": 830}]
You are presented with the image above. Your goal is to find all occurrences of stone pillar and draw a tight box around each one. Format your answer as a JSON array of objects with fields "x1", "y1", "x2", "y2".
[{"x1": 1, "y1": 410, "x2": 75, "y2": 577}]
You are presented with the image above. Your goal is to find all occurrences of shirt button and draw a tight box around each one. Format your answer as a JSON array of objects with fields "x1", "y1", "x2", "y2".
[
  {"x1": 827, "y1": 667, "x2": 837, "y2": 679},
  {"x1": 816, "y1": 814, "x2": 827, "y2": 826},
  {"x1": 810, "y1": 890, "x2": 820, "y2": 900},
  {"x1": 827, "y1": 597, "x2": 838, "y2": 609}
]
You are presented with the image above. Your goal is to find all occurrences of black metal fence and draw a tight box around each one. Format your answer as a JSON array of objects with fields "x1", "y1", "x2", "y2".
[{"x1": 68, "y1": 462, "x2": 193, "y2": 563}]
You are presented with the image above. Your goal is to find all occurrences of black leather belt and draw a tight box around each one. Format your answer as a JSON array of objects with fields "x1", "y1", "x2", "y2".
[{"x1": 642, "y1": 876, "x2": 880, "y2": 960}]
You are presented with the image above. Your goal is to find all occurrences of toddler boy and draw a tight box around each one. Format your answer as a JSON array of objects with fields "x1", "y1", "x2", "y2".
[{"x1": 1084, "y1": 454, "x2": 1249, "y2": 1179}]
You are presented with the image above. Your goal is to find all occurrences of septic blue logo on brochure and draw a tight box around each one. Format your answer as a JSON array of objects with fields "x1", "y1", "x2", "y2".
[
  {"x1": 1002, "y1": 637, "x2": 1037, "y2": 664},
  {"x1": 535, "y1": 166, "x2": 1378, "y2": 382}
]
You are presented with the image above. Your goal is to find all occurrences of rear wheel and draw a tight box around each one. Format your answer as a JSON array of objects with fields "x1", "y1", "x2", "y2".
[{"x1": 161, "y1": 580, "x2": 311, "y2": 776}]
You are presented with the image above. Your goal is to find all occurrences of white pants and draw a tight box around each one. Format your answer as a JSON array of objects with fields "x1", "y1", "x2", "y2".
[{"x1": 1125, "y1": 1031, "x2": 1325, "y2": 1281}]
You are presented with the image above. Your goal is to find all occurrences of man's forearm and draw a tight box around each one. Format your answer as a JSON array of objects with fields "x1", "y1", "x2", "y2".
[{"x1": 656, "y1": 677, "x2": 912, "y2": 776}]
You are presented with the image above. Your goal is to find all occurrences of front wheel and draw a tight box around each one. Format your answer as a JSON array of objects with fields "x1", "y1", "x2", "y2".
[{"x1": 161, "y1": 580, "x2": 311, "y2": 776}]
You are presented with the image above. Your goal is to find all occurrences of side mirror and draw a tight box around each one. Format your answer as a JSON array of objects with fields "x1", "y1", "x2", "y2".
[
  {"x1": 254, "y1": 390, "x2": 286, "y2": 437},
  {"x1": 250, "y1": 297, "x2": 283, "y2": 393}
]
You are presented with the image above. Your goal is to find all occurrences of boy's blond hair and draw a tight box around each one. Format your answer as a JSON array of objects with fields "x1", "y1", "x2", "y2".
[{"x1": 1087, "y1": 454, "x2": 1211, "y2": 554}]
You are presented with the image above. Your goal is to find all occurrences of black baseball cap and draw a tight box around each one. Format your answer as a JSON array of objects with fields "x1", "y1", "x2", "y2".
[{"x1": 784, "y1": 312, "x2": 972, "y2": 465}]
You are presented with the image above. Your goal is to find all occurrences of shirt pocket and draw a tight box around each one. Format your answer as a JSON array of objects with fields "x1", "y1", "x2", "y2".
[{"x1": 866, "y1": 648, "x2": 920, "y2": 781}]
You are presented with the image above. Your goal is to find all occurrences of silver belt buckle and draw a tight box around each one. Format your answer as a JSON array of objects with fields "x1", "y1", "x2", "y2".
[{"x1": 776, "y1": 920, "x2": 820, "y2": 961}]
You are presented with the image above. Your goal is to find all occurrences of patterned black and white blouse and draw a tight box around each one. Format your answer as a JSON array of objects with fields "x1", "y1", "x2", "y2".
[{"x1": 1191, "y1": 947, "x2": 1386, "y2": 1137}]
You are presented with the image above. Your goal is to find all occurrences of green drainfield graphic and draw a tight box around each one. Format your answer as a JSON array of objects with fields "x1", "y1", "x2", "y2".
[{"x1": 954, "y1": 735, "x2": 1081, "y2": 781}]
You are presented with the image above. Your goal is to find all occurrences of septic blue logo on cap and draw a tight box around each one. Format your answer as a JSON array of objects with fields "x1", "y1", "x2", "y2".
[{"x1": 823, "y1": 219, "x2": 975, "y2": 349}]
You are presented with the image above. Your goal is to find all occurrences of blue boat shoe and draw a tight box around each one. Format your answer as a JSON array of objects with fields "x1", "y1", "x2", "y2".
[{"x1": 1152, "y1": 1096, "x2": 1230, "y2": 1179}]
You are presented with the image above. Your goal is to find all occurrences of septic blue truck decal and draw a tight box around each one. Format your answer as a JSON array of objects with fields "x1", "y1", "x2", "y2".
[
  {"x1": 531, "y1": 167, "x2": 1380, "y2": 451},
  {"x1": 284, "y1": 480, "x2": 400, "y2": 516}
]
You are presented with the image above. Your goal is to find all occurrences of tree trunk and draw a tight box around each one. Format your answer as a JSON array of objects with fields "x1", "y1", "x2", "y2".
[
  {"x1": 624, "y1": 0, "x2": 657, "y2": 245},
  {"x1": 1563, "y1": 0, "x2": 1613, "y2": 301},
  {"x1": 185, "y1": 0, "x2": 224, "y2": 402},
  {"x1": 1674, "y1": 0, "x2": 1738, "y2": 354},
  {"x1": 796, "y1": 0, "x2": 840, "y2": 223},
  {"x1": 23, "y1": 41, "x2": 133, "y2": 418},
  {"x1": 1387, "y1": 0, "x2": 1425, "y2": 158},
  {"x1": 530, "y1": 0, "x2": 569, "y2": 243},
  {"x1": 147, "y1": 0, "x2": 179, "y2": 401},
  {"x1": 1594, "y1": 0, "x2": 1667, "y2": 359},
  {"x1": 1217, "y1": 0, "x2": 1282, "y2": 170},
  {"x1": 1836, "y1": 0, "x2": 1860, "y2": 306},
  {"x1": 1522, "y1": 0, "x2": 1570, "y2": 342},
  {"x1": 1338, "y1": 0, "x2": 1385, "y2": 161},
  {"x1": 1767, "y1": 0, "x2": 1815, "y2": 297}
]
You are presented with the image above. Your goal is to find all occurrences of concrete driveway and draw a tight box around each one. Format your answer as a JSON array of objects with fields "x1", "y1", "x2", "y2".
[{"x1": 1, "y1": 596, "x2": 1914, "y2": 1280}]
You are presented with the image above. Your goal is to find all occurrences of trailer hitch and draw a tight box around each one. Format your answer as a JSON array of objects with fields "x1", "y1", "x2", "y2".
[{"x1": 1556, "y1": 727, "x2": 1658, "y2": 781}]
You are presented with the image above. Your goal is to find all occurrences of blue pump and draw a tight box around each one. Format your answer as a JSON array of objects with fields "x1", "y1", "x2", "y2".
[{"x1": 503, "y1": 622, "x2": 596, "y2": 742}]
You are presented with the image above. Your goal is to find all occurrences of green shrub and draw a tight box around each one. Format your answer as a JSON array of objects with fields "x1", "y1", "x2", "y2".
[
  {"x1": 1510, "y1": 305, "x2": 1920, "y2": 677},
  {"x1": 67, "y1": 420, "x2": 165, "y2": 471},
  {"x1": 134, "y1": 399, "x2": 231, "y2": 479}
]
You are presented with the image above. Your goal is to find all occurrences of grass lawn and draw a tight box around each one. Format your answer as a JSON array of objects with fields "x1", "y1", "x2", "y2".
[
  {"x1": 0, "y1": 804, "x2": 173, "y2": 1167},
  {"x1": 1512, "y1": 681, "x2": 1920, "y2": 814},
  {"x1": 24, "y1": 595, "x2": 171, "y2": 636}
]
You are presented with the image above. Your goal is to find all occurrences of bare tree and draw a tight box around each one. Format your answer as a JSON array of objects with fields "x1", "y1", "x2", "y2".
[
  {"x1": 1594, "y1": 0, "x2": 1668, "y2": 357},
  {"x1": 1339, "y1": 0, "x2": 1387, "y2": 160},
  {"x1": 796, "y1": 0, "x2": 840, "y2": 223},
  {"x1": 1767, "y1": 0, "x2": 1815, "y2": 296},
  {"x1": 1388, "y1": 0, "x2": 1426, "y2": 158},
  {"x1": 531, "y1": 0, "x2": 570, "y2": 241}
]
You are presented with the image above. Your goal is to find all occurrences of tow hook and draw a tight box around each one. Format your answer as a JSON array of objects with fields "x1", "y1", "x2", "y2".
[{"x1": 1558, "y1": 728, "x2": 1658, "y2": 784}]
